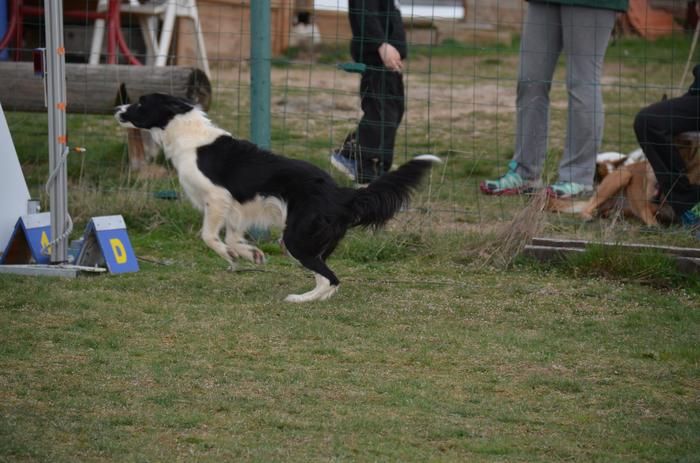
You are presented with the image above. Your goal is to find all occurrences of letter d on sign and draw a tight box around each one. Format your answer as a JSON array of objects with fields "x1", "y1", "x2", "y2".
[
  {"x1": 109, "y1": 238, "x2": 127, "y2": 264},
  {"x1": 81, "y1": 215, "x2": 138, "y2": 273}
]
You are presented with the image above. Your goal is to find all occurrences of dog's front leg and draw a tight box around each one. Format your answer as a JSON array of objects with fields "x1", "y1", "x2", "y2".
[
  {"x1": 224, "y1": 208, "x2": 266, "y2": 265},
  {"x1": 224, "y1": 231, "x2": 266, "y2": 265},
  {"x1": 202, "y1": 198, "x2": 238, "y2": 270},
  {"x1": 580, "y1": 168, "x2": 633, "y2": 221},
  {"x1": 625, "y1": 161, "x2": 658, "y2": 226}
]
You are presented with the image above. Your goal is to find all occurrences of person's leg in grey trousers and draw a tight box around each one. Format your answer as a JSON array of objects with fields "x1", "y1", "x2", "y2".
[
  {"x1": 513, "y1": 1, "x2": 561, "y2": 182},
  {"x1": 558, "y1": 5, "x2": 615, "y2": 185},
  {"x1": 513, "y1": 2, "x2": 615, "y2": 186}
]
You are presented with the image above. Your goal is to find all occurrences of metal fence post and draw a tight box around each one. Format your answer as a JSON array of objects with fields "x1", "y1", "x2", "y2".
[
  {"x1": 250, "y1": 0, "x2": 271, "y2": 150},
  {"x1": 44, "y1": 0, "x2": 68, "y2": 263}
]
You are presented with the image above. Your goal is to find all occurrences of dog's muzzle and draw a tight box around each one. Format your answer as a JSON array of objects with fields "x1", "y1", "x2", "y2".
[{"x1": 114, "y1": 105, "x2": 133, "y2": 127}]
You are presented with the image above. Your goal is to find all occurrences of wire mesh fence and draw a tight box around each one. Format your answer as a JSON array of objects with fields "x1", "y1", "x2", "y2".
[{"x1": 1, "y1": 0, "x2": 699, "y2": 254}]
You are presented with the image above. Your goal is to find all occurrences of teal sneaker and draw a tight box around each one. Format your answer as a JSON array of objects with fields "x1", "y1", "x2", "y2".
[
  {"x1": 480, "y1": 160, "x2": 541, "y2": 195},
  {"x1": 546, "y1": 181, "x2": 593, "y2": 199},
  {"x1": 681, "y1": 202, "x2": 700, "y2": 228}
]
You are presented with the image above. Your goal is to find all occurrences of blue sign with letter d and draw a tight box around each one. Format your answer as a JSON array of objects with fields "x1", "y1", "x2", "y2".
[{"x1": 77, "y1": 215, "x2": 138, "y2": 274}]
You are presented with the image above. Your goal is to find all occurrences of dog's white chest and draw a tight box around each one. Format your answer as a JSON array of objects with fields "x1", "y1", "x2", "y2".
[{"x1": 172, "y1": 152, "x2": 222, "y2": 211}]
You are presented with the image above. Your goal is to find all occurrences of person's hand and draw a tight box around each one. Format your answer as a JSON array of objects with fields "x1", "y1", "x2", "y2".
[{"x1": 378, "y1": 43, "x2": 403, "y2": 73}]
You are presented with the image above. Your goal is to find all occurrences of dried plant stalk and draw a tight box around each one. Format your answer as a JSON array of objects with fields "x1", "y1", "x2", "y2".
[{"x1": 477, "y1": 191, "x2": 548, "y2": 269}]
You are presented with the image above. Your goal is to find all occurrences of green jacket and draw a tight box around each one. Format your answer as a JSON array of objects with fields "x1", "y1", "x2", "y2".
[{"x1": 529, "y1": 0, "x2": 628, "y2": 12}]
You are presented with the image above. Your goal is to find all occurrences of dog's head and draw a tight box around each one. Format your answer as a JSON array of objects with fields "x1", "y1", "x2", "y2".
[{"x1": 115, "y1": 93, "x2": 195, "y2": 130}]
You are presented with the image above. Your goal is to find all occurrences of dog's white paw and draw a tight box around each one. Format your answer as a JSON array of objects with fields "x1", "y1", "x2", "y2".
[
  {"x1": 229, "y1": 243, "x2": 266, "y2": 265},
  {"x1": 318, "y1": 285, "x2": 338, "y2": 301},
  {"x1": 284, "y1": 284, "x2": 338, "y2": 303},
  {"x1": 284, "y1": 293, "x2": 307, "y2": 303},
  {"x1": 413, "y1": 154, "x2": 442, "y2": 163},
  {"x1": 251, "y1": 248, "x2": 266, "y2": 265}
]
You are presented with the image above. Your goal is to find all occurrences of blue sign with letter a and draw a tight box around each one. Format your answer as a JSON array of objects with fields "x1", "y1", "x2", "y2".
[
  {"x1": 77, "y1": 215, "x2": 138, "y2": 274},
  {"x1": 0, "y1": 212, "x2": 52, "y2": 264}
]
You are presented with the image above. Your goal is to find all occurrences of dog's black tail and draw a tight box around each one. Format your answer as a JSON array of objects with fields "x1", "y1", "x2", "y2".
[{"x1": 348, "y1": 155, "x2": 441, "y2": 228}]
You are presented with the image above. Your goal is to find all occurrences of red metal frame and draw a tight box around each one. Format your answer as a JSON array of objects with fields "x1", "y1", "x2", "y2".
[{"x1": 0, "y1": 0, "x2": 141, "y2": 65}]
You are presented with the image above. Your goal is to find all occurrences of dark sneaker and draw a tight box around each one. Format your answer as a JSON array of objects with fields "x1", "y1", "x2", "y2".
[{"x1": 330, "y1": 151, "x2": 358, "y2": 181}]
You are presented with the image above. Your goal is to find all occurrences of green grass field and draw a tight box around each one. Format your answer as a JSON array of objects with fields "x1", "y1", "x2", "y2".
[
  {"x1": 1, "y1": 35, "x2": 699, "y2": 461},
  {"x1": 1, "y1": 228, "x2": 699, "y2": 461}
]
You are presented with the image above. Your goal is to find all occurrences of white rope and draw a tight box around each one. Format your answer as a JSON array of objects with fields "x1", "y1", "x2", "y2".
[{"x1": 41, "y1": 146, "x2": 73, "y2": 256}]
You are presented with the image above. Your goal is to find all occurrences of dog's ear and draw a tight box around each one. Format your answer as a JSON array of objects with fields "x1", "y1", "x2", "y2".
[
  {"x1": 116, "y1": 83, "x2": 130, "y2": 105},
  {"x1": 164, "y1": 96, "x2": 194, "y2": 115}
]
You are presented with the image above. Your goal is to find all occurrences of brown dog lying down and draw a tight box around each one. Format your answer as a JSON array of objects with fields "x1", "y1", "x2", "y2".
[
  {"x1": 547, "y1": 146, "x2": 700, "y2": 226},
  {"x1": 582, "y1": 156, "x2": 659, "y2": 225}
]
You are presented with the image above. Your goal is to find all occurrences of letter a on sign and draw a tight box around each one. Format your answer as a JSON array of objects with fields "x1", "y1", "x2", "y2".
[
  {"x1": 0, "y1": 212, "x2": 52, "y2": 264},
  {"x1": 76, "y1": 215, "x2": 138, "y2": 274}
]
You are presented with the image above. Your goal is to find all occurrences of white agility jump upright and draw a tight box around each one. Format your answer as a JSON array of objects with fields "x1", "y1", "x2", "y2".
[
  {"x1": 89, "y1": 0, "x2": 210, "y2": 77},
  {"x1": 0, "y1": 103, "x2": 31, "y2": 252}
]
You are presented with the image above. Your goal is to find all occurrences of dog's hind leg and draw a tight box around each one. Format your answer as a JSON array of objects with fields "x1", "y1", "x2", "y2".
[
  {"x1": 284, "y1": 272, "x2": 338, "y2": 303},
  {"x1": 282, "y1": 239, "x2": 340, "y2": 302},
  {"x1": 202, "y1": 198, "x2": 238, "y2": 269}
]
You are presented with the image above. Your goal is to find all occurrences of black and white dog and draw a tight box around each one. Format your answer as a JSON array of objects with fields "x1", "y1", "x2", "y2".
[{"x1": 115, "y1": 93, "x2": 439, "y2": 302}]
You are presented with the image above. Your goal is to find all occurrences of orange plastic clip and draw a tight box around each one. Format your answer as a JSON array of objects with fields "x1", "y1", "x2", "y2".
[{"x1": 57, "y1": 135, "x2": 67, "y2": 144}]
